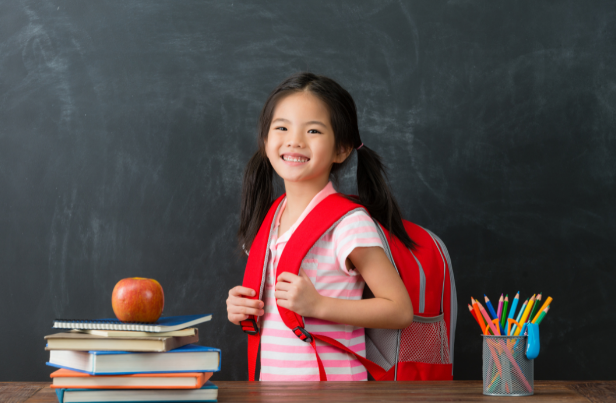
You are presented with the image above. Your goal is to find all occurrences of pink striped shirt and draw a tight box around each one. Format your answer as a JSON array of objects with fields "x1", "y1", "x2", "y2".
[{"x1": 259, "y1": 181, "x2": 385, "y2": 381}]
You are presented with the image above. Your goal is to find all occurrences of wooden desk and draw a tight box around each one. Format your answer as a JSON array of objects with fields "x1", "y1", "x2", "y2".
[{"x1": 2, "y1": 381, "x2": 615, "y2": 402}]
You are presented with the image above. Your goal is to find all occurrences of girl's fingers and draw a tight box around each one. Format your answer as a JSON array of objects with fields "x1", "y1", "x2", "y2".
[
  {"x1": 227, "y1": 295, "x2": 263, "y2": 309},
  {"x1": 228, "y1": 314, "x2": 249, "y2": 325},
  {"x1": 277, "y1": 272, "x2": 299, "y2": 283},
  {"x1": 230, "y1": 286, "x2": 256, "y2": 298},
  {"x1": 227, "y1": 286, "x2": 264, "y2": 325},
  {"x1": 276, "y1": 299, "x2": 288, "y2": 310},
  {"x1": 275, "y1": 281, "x2": 292, "y2": 292},
  {"x1": 274, "y1": 290, "x2": 289, "y2": 300},
  {"x1": 229, "y1": 304, "x2": 264, "y2": 317}
]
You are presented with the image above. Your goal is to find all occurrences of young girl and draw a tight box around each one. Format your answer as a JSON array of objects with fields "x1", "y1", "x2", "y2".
[{"x1": 227, "y1": 72, "x2": 415, "y2": 381}]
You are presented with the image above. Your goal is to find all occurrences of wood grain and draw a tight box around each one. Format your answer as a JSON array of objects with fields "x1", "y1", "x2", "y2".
[
  {"x1": 0, "y1": 381, "x2": 611, "y2": 403},
  {"x1": 0, "y1": 383, "x2": 47, "y2": 403},
  {"x1": 567, "y1": 381, "x2": 616, "y2": 403}
]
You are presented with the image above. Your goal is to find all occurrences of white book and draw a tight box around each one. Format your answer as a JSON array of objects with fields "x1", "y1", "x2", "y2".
[
  {"x1": 56, "y1": 380, "x2": 218, "y2": 403},
  {"x1": 47, "y1": 344, "x2": 221, "y2": 375}
]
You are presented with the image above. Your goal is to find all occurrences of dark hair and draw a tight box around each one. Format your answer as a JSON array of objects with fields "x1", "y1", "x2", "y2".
[{"x1": 236, "y1": 72, "x2": 416, "y2": 257}]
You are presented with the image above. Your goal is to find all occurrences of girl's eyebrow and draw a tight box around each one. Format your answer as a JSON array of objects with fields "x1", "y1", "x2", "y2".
[{"x1": 272, "y1": 118, "x2": 327, "y2": 128}]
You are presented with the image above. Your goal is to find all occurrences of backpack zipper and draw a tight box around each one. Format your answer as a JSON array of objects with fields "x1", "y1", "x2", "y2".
[
  {"x1": 371, "y1": 217, "x2": 402, "y2": 381},
  {"x1": 408, "y1": 248, "x2": 426, "y2": 314}
]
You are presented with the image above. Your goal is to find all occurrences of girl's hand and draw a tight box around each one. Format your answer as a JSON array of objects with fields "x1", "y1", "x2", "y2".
[
  {"x1": 226, "y1": 286, "x2": 264, "y2": 325},
  {"x1": 275, "y1": 268, "x2": 322, "y2": 317}
]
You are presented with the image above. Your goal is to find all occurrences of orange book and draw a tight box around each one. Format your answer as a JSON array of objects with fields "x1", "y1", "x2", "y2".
[{"x1": 50, "y1": 368, "x2": 212, "y2": 389}]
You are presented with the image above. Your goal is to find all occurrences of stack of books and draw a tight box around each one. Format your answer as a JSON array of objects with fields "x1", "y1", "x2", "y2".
[{"x1": 45, "y1": 314, "x2": 220, "y2": 403}]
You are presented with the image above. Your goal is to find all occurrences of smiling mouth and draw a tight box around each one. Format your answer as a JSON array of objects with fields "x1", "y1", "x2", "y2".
[{"x1": 281, "y1": 155, "x2": 310, "y2": 163}]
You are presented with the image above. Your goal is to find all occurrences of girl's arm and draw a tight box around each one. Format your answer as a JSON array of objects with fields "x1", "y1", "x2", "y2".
[{"x1": 275, "y1": 246, "x2": 413, "y2": 329}]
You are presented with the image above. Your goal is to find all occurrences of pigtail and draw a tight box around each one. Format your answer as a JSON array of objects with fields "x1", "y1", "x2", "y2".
[
  {"x1": 355, "y1": 145, "x2": 417, "y2": 251},
  {"x1": 236, "y1": 149, "x2": 275, "y2": 258}
]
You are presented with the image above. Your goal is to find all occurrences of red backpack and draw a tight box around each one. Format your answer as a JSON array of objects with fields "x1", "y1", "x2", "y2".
[{"x1": 240, "y1": 192, "x2": 457, "y2": 381}]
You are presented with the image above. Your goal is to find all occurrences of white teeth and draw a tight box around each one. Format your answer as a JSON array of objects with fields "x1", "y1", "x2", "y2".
[{"x1": 282, "y1": 155, "x2": 308, "y2": 162}]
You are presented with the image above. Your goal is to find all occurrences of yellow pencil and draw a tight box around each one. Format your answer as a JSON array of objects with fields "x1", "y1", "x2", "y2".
[
  {"x1": 514, "y1": 294, "x2": 536, "y2": 335},
  {"x1": 532, "y1": 296, "x2": 552, "y2": 323}
]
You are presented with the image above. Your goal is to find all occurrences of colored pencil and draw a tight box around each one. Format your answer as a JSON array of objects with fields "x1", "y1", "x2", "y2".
[
  {"x1": 520, "y1": 294, "x2": 536, "y2": 325},
  {"x1": 469, "y1": 304, "x2": 483, "y2": 329},
  {"x1": 510, "y1": 299, "x2": 528, "y2": 335},
  {"x1": 485, "y1": 295, "x2": 499, "y2": 320},
  {"x1": 471, "y1": 297, "x2": 487, "y2": 327},
  {"x1": 507, "y1": 292, "x2": 520, "y2": 321},
  {"x1": 515, "y1": 294, "x2": 536, "y2": 336},
  {"x1": 500, "y1": 295, "x2": 509, "y2": 329},
  {"x1": 529, "y1": 293, "x2": 542, "y2": 323},
  {"x1": 532, "y1": 296, "x2": 552, "y2": 323},
  {"x1": 472, "y1": 298, "x2": 489, "y2": 333},
  {"x1": 515, "y1": 299, "x2": 528, "y2": 323},
  {"x1": 534, "y1": 306, "x2": 550, "y2": 325},
  {"x1": 496, "y1": 294, "x2": 505, "y2": 334},
  {"x1": 478, "y1": 301, "x2": 500, "y2": 335}
]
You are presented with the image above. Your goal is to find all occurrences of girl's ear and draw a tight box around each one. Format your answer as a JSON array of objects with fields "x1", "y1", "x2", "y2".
[{"x1": 334, "y1": 145, "x2": 353, "y2": 164}]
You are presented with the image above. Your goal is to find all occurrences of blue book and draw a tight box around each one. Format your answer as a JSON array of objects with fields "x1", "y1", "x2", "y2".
[
  {"x1": 47, "y1": 344, "x2": 221, "y2": 375},
  {"x1": 54, "y1": 380, "x2": 218, "y2": 403},
  {"x1": 53, "y1": 314, "x2": 212, "y2": 333}
]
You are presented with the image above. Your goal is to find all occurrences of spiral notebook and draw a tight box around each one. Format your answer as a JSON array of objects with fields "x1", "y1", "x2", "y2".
[{"x1": 52, "y1": 314, "x2": 212, "y2": 333}]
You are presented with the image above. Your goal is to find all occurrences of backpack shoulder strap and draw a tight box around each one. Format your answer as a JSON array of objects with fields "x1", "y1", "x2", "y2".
[
  {"x1": 241, "y1": 193, "x2": 286, "y2": 303},
  {"x1": 275, "y1": 193, "x2": 365, "y2": 333},
  {"x1": 240, "y1": 193, "x2": 285, "y2": 381}
]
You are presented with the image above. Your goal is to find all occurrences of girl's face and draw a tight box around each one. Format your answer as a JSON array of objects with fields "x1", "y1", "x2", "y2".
[{"x1": 264, "y1": 91, "x2": 351, "y2": 187}]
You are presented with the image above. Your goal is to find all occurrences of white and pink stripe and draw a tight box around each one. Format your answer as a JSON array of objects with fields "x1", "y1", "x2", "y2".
[{"x1": 259, "y1": 181, "x2": 384, "y2": 381}]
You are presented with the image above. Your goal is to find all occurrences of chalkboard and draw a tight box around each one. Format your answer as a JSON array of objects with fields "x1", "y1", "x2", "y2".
[{"x1": 1, "y1": 0, "x2": 615, "y2": 382}]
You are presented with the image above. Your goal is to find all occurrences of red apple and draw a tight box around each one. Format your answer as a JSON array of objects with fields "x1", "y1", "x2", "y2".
[{"x1": 112, "y1": 278, "x2": 164, "y2": 323}]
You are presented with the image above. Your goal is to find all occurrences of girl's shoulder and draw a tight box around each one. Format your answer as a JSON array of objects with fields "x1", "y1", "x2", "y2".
[
  {"x1": 333, "y1": 206, "x2": 374, "y2": 228},
  {"x1": 325, "y1": 207, "x2": 384, "y2": 276},
  {"x1": 330, "y1": 207, "x2": 381, "y2": 243}
]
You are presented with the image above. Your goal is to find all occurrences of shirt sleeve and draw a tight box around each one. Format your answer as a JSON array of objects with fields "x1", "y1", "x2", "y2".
[{"x1": 332, "y1": 210, "x2": 385, "y2": 276}]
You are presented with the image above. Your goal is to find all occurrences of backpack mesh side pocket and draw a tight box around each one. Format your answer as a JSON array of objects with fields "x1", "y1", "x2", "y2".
[
  {"x1": 365, "y1": 327, "x2": 400, "y2": 373},
  {"x1": 398, "y1": 315, "x2": 451, "y2": 365}
]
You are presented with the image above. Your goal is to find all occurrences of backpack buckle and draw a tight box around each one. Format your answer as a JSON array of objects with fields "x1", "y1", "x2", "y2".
[
  {"x1": 292, "y1": 326, "x2": 312, "y2": 343},
  {"x1": 240, "y1": 318, "x2": 259, "y2": 336}
]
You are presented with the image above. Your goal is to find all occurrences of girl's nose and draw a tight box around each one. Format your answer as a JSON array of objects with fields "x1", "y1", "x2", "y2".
[{"x1": 286, "y1": 129, "x2": 305, "y2": 148}]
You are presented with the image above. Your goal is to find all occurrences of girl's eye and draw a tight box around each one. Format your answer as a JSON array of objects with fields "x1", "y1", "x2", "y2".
[
  {"x1": 308, "y1": 129, "x2": 321, "y2": 134},
  {"x1": 274, "y1": 126, "x2": 287, "y2": 131}
]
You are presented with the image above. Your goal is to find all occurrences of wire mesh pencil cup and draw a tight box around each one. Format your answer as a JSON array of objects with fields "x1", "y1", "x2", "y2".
[{"x1": 482, "y1": 335, "x2": 534, "y2": 396}]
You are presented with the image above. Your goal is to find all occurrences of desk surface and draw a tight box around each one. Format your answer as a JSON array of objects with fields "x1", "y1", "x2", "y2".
[{"x1": 2, "y1": 381, "x2": 615, "y2": 402}]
